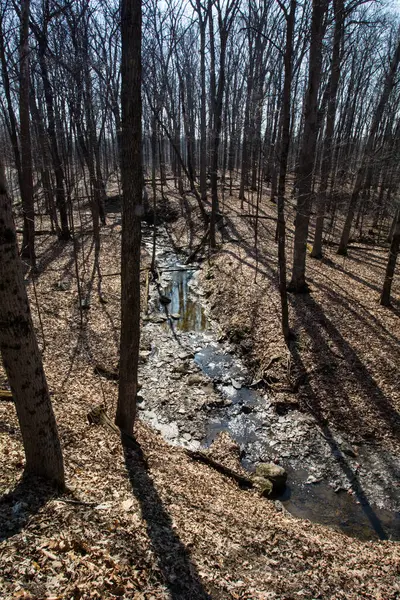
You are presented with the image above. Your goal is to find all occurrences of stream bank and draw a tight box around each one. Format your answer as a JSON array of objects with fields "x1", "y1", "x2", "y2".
[{"x1": 138, "y1": 223, "x2": 400, "y2": 542}]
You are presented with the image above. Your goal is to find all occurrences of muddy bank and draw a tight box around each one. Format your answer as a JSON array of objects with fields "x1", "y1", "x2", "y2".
[{"x1": 137, "y1": 223, "x2": 400, "y2": 541}]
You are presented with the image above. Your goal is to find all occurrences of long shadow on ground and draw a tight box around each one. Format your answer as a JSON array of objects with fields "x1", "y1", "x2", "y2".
[
  {"x1": 288, "y1": 292, "x2": 400, "y2": 538},
  {"x1": 0, "y1": 476, "x2": 55, "y2": 542},
  {"x1": 122, "y1": 438, "x2": 211, "y2": 600}
]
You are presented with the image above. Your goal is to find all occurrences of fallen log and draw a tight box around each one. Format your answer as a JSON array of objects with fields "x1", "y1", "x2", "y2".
[{"x1": 185, "y1": 448, "x2": 254, "y2": 489}]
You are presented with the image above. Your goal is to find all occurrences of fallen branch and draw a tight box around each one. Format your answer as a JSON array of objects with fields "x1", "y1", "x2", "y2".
[
  {"x1": 0, "y1": 389, "x2": 13, "y2": 400},
  {"x1": 185, "y1": 449, "x2": 254, "y2": 489},
  {"x1": 16, "y1": 229, "x2": 56, "y2": 236}
]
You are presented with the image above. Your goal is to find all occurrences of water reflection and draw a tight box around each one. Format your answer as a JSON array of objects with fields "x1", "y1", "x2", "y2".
[{"x1": 157, "y1": 269, "x2": 207, "y2": 332}]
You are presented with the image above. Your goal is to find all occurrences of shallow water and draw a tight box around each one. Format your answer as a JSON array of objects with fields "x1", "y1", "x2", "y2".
[
  {"x1": 156, "y1": 269, "x2": 207, "y2": 332},
  {"x1": 146, "y1": 228, "x2": 400, "y2": 542}
]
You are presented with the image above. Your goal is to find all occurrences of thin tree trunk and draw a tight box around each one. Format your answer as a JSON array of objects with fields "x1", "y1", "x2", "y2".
[
  {"x1": 19, "y1": 0, "x2": 36, "y2": 266},
  {"x1": 380, "y1": 209, "x2": 400, "y2": 306},
  {"x1": 197, "y1": 1, "x2": 208, "y2": 202},
  {"x1": 277, "y1": 0, "x2": 296, "y2": 342},
  {"x1": 37, "y1": 35, "x2": 70, "y2": 240},
  {"x1": 338, "y1": 37, "x2": 400, "y2": 255}
]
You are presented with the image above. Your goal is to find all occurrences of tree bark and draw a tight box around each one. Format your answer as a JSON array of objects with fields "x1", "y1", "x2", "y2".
[
  {"x1": 19, "y1": 0, "x2": 36, "y2": 266},
  {"x1": 380, "y1": 209, "x2": 400, "y2": 306},
  {"x1": 0, "y1": 157, "x2": 64, "y2": 486},
  {"x1": 277, "y1": 0, "x2": 296, "y2": 342},
  {"x1": 116, "y1": 0, "x2": 142, "y2": 433},
  {"x1": 311, "y1": 0, "x2": 344, "y2": 258},
  {"x1": 289, "y1": 0, "x2": 328, "y2": 292},
  {"x1": 33, "y1": 16, "x2": 70, "y2": 241}
]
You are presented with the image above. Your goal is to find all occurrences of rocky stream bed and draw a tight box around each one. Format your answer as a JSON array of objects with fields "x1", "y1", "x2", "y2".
[{"x1": 137, "y1": 224, "x2": 400, "y2": 542}]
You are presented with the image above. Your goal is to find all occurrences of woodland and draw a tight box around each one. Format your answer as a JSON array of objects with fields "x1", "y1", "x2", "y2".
[{"x1": 1, "y1": 0, "x2": 400, "y2": 598}]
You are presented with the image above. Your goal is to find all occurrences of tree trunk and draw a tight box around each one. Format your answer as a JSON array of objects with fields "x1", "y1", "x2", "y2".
[
  {"x1": 19, "y1": 0, "x2": 36, "y2": 266},
  {"x1": 197, "y1": 3, "x2": 208, "y2": 202},
  {"x1": 380, "y1": 209, "x2": 400, "y2": 306},
  {"x1": 0, "y1": 157, "x2": 64, "y2": 486},
  {"x1": 311, "y1": 0, "x2": 344, "y2": 258},
  {"x1": 277, "y1": 0, "x2": 296, "y2": 342},
  {"x1": 117, "y1": 0, "x2": 142, "y2": 433},
  {"x1": 37, "y1": 36, "x2": 70, "y2": 240},
  {"x1": 338, "y1": 37, "x2": 400, "y2": 255},
  {"x1": 289, "y1": 0, "x2": 328, "y2": 291}
]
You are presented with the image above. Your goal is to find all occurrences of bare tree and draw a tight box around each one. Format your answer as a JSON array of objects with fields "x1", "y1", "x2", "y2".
[
  {"x1": 19, "y1": 0, "x2": 36, "y2": 265},
  {"x1": 277, "y1": 0, "x2": 296, "y2": 341},
  {"x1": 289, "y1": 0, "x2": 329, "y2": 292},
  {"x1": 338, "y1": 35, "x2": 400, "y2": 255},
  {"x1": 380, "y1": 206, "x2": 400, "y2": 306},
  {"x1": 116, "y1": 0, "x2": 143, "y2": 433},
  {"x1": 0, "y1": 156, "x2": 64, "y2": 486}
]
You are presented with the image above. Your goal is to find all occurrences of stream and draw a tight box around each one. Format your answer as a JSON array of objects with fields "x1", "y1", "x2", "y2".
[{"x1": 139, "y1": 224, "x2": 400, "y2": 542}]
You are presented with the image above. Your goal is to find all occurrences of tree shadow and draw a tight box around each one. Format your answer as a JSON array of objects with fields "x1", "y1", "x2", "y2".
[
  {"x1": 287, "y1": 292, "x2": 400, "y2": 538},
  {"x1": 122, "y1": 438, "x2": 211, "y2": 600},
  {"x1": 289, "y1": 292, "x2": 400, "y2": 438},
  {"x1": 312, "y1": 280, "x2": 400, "y2": 352},
  {"x1": 320, "y1": 256, "x2": 383, "y2": 294},
  {"x1": 0, "y1": 476, "x2": 55, "y2": 542}
]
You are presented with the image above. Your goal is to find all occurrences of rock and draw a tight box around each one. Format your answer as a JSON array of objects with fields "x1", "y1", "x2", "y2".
[
  {"x1": 149, "y1": 314, "x2": 168, "y2": 323},
  {"x1": 178, "y1": 408, "x2": 186, "y2": 414},
  {"x1": 255, "y1": 463, "x2": 287, "y2": 492},
  {"x1": 182, "y1": 432, "x2": 192, "y2": 441},
  {"x1": 139, "y1": 351, "x2": 151, "y2": 363},
  {"x1": 171, "y1": 313, "x2": 181, "y2": 320},
  {"x1": 179, "y1": 352, "x2": 194, "y2": 360},
  {"x1": 305, "y1": 475, "x2": 321, "y2": 485},
  {"x1": 172, "y1": 363, "x2": 190, "y2": 374},
  {"x1": 252, "y1": 476, "x2": 274, "y2": 497},
  {"x1": 188, "y1": 374, "x2": 205, "y2": 385},
  {"x1": 231, "y1": 379, "x2": 242, "y2": 390},
  {"x1": 241, "y1": 404, "x2": 255, "y2": 414}
]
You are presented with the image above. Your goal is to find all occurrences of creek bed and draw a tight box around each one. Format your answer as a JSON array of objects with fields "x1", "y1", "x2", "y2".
[{"x1": 140, "y1": 224, "x2": 400, "y2": 542}]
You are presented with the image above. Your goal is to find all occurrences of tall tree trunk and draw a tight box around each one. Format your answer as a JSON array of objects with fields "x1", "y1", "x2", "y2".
[
  {"x1": 311, "y1": 0, "x2": 344, "y2": 258},
  {"x1": 277, "y1": 0, "x2": 296, "y2": 342},
  {"x1": 19, "y1": 0, "x2": 36, "y2": 266},
  {"x1": 116, "y1": 0, "x2": 142, "y2": 433},
  {"x1": 37, "y1": 35, "x2": 70, "y2": 240},
  {"x1": 0, "y1": 157, "x2": 64, "y2": 486},
  {"x1": 29, "y1": 90, "x2": 59, "y2": 234},
  {"x1": 289, "y1": 0, "x2": 328, "y2": 292},
  {"x1": 338, "y1": 37, "x2": 400, "y2": 255},
  {"x1": 197, "y1": 1, "x2": 208, "y2": 202},
  {"x1": 380, "y1": 208, "x2": 400, "y2": 306},
  {"x1": 0, "y1": 12, "x2": 22, "y2": 195}
]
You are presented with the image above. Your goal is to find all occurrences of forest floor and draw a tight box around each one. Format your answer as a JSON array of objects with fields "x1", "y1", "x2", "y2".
[{"x1": 0, "y1": 183, "x2": 400, "y2": 599}]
